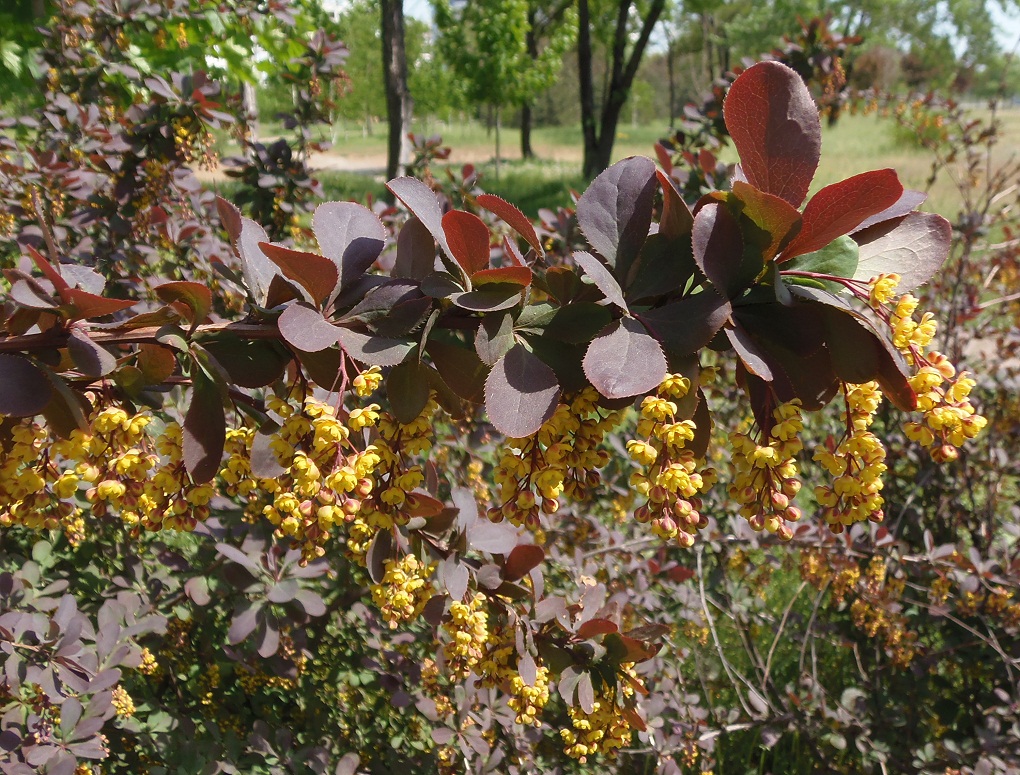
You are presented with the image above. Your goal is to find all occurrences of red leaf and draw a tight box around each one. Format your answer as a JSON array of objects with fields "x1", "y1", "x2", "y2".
[
  {"x1": 476, "y1": 193, "x2": 544, "y2": 256},
  {"x1": 504, "y1": 544, "x2": 544, "y2": 582},
  {"x1": 257, "y1": 242, "x2": 339, "y2": 307},
  {"x1": 155, "y1": 281, "x2": 214, "y2": 328},
  {"x1": 577, "y1": 618, "x2": 619, "y2": 639},
  {"x1": 781, "y1": 169, "x2": 903, "y2": 261},
  {"x1": 26, "y1": 246, "x2": 69, "y2": 292},
  {"x1": 724, "y1": 61, "x2": 821, "y2": 207},
  {"x1": 502, "y1": 235, "x2": 526, "y2": 267},
  {"x1": 215, "y1": 196, "x2": 243, "y2": 244},
  {"x1": 394, "y1": 216, "x2": 437, "y2": 280},
  {"x1": 656, "y1": 170, "x2": 693, "y2": 240},
  {"x1": 442, "y1": 210, "x2": 490, "y2": 277},
  {"x1": 471, "y1": 266, "x2": 532, "y2": 288},
  {"x1": 62, "y1": 289, "x2": 136, "y2": 320},
  {"x1": 484, "y1": 344, "x2": 560, "y2": 438}
]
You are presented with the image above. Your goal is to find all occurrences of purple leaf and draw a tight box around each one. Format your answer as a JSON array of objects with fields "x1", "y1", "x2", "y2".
[
  {"x1": 638, "y1": 290, "x2": 731, "y2": 357},
  {"x1": 577, "y1": 156, "x2": 656, "y2": 274},
  {"x1": 67, "y1": 329, "x2": 116, "y2": 378},
  {"x1": 335, "y1": 326, "x2": 413, "y2": 367},
  {"x1": 723, "y1": 61, "x2": 821, "y2": 206},
  {"x1": 852, "y1": 212, "x2": 953, "y2": 291},
  {"x1": 228, "y1": 604, "x2": 260, "y2": 644},
  {"x1": 0, "y1": 355, "x2": 52, "y2": 417},
  {"x1": 656, "y1": 169, "x2": 694, "y2": 240},
  {"x1": 394, "y1": 216, "x2": 437, "y2": 280},
  {"x1": 312, "y1": 202, "x2": 386, "y2": 292},
  {"x1": 583, "y1": 317, "x2": 667, "y2": 399},
  {"x1": 852, "y1": 189, "x2": 927, "y2": 233},
  {"x1": 387, "y1": 177, "x2": 453, "y2": 262},
  {"x1": 278, "y1": 304, "x2": 341, "y2": 353},
  {"x1": 484, "y1": 344, "x2": 560, "y2": 438},
  {"x1": 237, "y1": 217, "x2": 281, "y2": 307},
  {"x1": 692, "y1": 202, "x2": 752, "y2": 299},
  {"x1": 467, "y1": 520, "x2": 518, "y2": 555},
  {"x1": 182, "y1": 369, "x2": 225, "y2": 483},
  {"x1": 573, "y1": 251, "x2": 628, "y2": 310}
]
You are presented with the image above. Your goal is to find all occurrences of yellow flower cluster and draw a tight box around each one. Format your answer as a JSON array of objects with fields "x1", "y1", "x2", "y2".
[
  {"x1": 560, "y1": 667, "x2": 640, "y2": 762},
  {"x1": 351, "y1": 366, "x2": 383, "y2": 397},
  {"x1": 627, "y1": 374, "x2": 717, "y2": 547},
  {"x1": 370, "y1": 553, "x2": 435, "y2": 629},
  {"x1": 221, "y1": 396, "x2": 382, "y2": 562},
  {"x1": 813, "y1": 382, "x2": 888, "y2": 531},
  {"x1": 491, "y1": 388, "x2": 621, "y2": 531},
  {"x1": 0, "y1": 406, "x2": 214, "y2": 537},
  {"x1": 345, "y1": 395, "x2": 439, "y2": 564},
  {"x1": 869, "y1": 274, "x2": 986, "y2": 461},
  {"x1": 727, "y1": 401, "x2": 804, "y2": 540},
  {"x1": 442, "y1": 593, "x2": 489, "y2": 679},
  {"x1": 473, "y1": 626, "x2": 550, "y2": 726},
  {"x1": 111, "y1": 686, "x2": 135, "y2": 718}
]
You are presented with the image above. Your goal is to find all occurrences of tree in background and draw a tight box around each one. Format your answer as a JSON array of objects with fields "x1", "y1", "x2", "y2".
[
  {"x1": 381, "y1": 0, "x2": 414, "y2": 181},
  {"x1": 433, "y1": 0, "x2": 572, "y2": 174},
  {"x1": 578, "y1": 0, "x2": 667, "y2": 178},
  {"x1": 520, "y1": 1, "x2": 577, "y2": 158}
]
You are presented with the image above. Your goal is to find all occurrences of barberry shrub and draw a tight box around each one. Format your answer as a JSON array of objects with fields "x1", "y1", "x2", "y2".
[{"x1": 0, "y1": 59, "x2": 1006, "y2": 774}]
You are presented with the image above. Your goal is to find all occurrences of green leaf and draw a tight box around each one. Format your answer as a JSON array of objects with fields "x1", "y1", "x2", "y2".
[{"x1": 782, "y1": 235, "x2": 859, "y2": 292}]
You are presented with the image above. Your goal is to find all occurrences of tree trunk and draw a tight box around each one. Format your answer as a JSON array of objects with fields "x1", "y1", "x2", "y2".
[
  {"x1": 579, "y1": 0, "x2": 666, "y2": 179},
  {"x1": 520, "y1": 18, "x2": 538, "y2": 159},
  {"x1": 666, "y1": 37, "x2": 677, "y2": 128},
  {"x1": 381, "y1": 0, "x2": 414, "y2": 185},
  {"x1": 241, "y1": 80, "x2": 259, "y2": 143},
  {"x1": 494, "y1": 105, "x2": 501, "y2": 181}
]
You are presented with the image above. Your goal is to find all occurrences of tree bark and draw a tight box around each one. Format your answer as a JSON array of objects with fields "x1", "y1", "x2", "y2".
[
  {"x1": 520, "y1": 16, "x2": 538, "y2": 159},
  {"x1": 578, "y1": 0, "x2": 666, "y2": 179},
  {"x1": 381, "y1": 0, "x2": 414, "y2": 185}
]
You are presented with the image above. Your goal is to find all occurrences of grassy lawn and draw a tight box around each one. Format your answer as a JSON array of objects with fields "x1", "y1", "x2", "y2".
[{"x1": 217, "y1": 107, "x2": 1020, "y2": 221}]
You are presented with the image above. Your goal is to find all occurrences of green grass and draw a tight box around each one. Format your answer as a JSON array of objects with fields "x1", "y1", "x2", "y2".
[{"x1": 210, "y1": 107, "x2": 1020, "y2": 222}]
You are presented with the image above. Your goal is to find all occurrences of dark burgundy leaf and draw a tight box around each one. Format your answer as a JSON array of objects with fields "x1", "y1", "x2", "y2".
[
  {"x1": 278, "y1": 304, "x2": 340, "y2": 353},
  {"x1": 184, "y1": 577, "x2": 211, "y2": 606},
  {"x1": 726, "y1": 327, "x2": 773, "y2": 380},
  {"x1": 258, "y1": 242, "x2": 339, "y2": 307},
  {"x1": 692, "y1": 202, "x2": 752, "y2": 299},
  {"x1": 155, "y1": 281, "x2": 213, "y2": 328},
  {"x1": 625, "y1": 232, "x2": 696, "y2": 301},
  {"x1": 394, "y1": 216, "x2": 437, "y2": 280},
  {"x1": 367, "y1": 529, "x2": 395, "y2": 584},
  {"x1": 656, "y1": 170, "x2": 694, "y2": 240},
  {"x1": 577, "y1": 618, "x2": 619, "y2": 639},
  {"x1": 638, "y1": 289, "x2": 731, "y2": 358},
  {"x1": 780, "y1": 169, "x2": 903, "y2": 260},
  {"x1": 386, "y1": 361, "x2": 432, "y2": 423},
  {"x1": 41, "y1": 376, "x2": 90, "y2": 437},
  {"x1": 475, "y1": 312, "x2": 515, "y2": 366},
  {"x1": 485, "y1": 344, "x2": 560, "y2": 437},
  {"x1": 427, "y1": 340, "x2": 488, "y2": 403},
  {"x1": 312, "y1": 202, "x2": 386, "y2": 291},
  {"x1": 10, "y1": 278, "x2": 57, "y2": 309},
  {"x1": 444, "y1": 561, "x2": 469, "y2": 601},
  {"x1": 295, "y1": 346, "x2": 343, "y2": 390},
  {"x1": 577, "y1": 156, "x2": 656, "y2": 278},
  {"x1": 690, "y1": 394, "x2": 712, "y2": 459},
  {"x1": 723, "y1": 61, "x2": 821, "y2": 206},
  {"x1": 852, "y1": 212, "x2": 952, "y2": 291},
  {"x1": 573, "y1": 251, "x2": 628, "y2": 310},
  {"x1": 543, "y1": 302, "x2": 613, "y2": 344},
  {"x1": 257, "y1": 614, "x2": 280, "y2": 658},
  {"x1": 577, "y1": 672, "x2": 595, "y2": 713},
  {"x1": 387, "y1": 176, "x2": 453, "y2": 260},
  {"x1": 183, "y1": 368, "x2": 226, "y2": 483},
  {"x1": 518, "y1": 652, "x2": 538, "y2": 686},
  {"x1": 67, "y1": 329, "x2": 116, "y2": 377},
  {"x1": 137, "y1": 343, "x2": 177, "y2": 384},
  {"x1": 203, "y1": 337, "x2": 289, "y2": 389},
  {"x1": 0, "y1": 355, "x2": 52, "y2": 417},
  {"x1": 583, "y1": 317, "x2": 667, "y2": 399},
  {"x1": 476, "y1": 193, "x2": 544, "y2": 256},
  {"x1": 442, "y1": 210, "x2": 491, "y2": 277},
  {"x1": 335, "y1": 326, "x2": 413, "y2": 367},
  {"x1": 450, "y1": 283, "x2": 523, "y2": 312}
]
